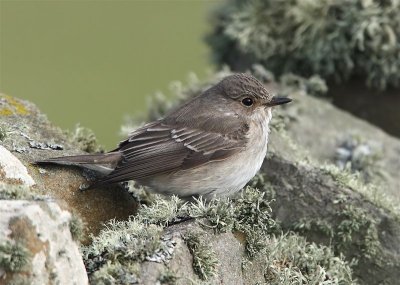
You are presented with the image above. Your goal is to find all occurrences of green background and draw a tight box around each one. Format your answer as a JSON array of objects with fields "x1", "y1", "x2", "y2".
[{"x1": 0, "y1": 0, "x2": 218, "y2": 148}]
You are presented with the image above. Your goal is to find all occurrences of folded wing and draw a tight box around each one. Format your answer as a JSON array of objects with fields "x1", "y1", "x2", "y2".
[{"x1": 96, "y1": 120, "x2": 248, "y2": 185}]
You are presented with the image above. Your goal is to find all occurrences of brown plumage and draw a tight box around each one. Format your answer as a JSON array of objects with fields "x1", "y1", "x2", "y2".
[{"x1": 36, "y1": 73, "x2": 291, "y2": 199}]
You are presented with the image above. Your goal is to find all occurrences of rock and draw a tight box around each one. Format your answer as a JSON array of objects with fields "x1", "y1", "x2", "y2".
[
  {"x1": 0, "y1": 200, "x2": 88, "y2": 285},
  {"x1": 84, "y1": 189, "x2": 355, "y2": 285},
  {"x1": 0, "y1": 94, "x2": 137, "y2": 241},
  {"x1": 113, "y1": 72, "x2": 400, "y2": 284},
  {"x1": 0, "y1": 145, "x2": 35, "y2": 187},
  {"x1": 262, "y1": 93, "x2": 400, "y2": 284},
  {"x1": 278, "y1": 93, "x2": 400, "y2": 202},
  {"x1": 2, "y1": 86, "x2": 399, "y2": 284}
]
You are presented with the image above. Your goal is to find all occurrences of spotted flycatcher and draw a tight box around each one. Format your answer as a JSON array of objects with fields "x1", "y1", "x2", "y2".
[{"x1": 37, "y1": 74, "x2": 291, "y2": 199}]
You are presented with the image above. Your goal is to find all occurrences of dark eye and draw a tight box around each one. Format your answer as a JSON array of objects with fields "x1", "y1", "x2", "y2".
[{"x1": 241, "y1": 97, "x2": 253, "y2": 106}]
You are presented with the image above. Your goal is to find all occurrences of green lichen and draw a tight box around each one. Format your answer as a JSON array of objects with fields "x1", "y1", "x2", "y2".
[
  {"x1": 183, "y1": 229, "x2": 219, "y2": 281},
  {"x1": 0, "y1": 241, "x2": 30, "y2": 272}
]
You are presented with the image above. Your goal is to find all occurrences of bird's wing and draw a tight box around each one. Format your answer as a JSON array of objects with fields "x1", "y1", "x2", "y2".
[{"x1": 96, "y1": 120, "x2": 248, "y2": 185}]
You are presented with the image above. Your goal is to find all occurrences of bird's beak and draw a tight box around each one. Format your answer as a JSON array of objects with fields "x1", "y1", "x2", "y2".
[{"x1": 265, "y1": 96, "x2": 292, "y2": 107}]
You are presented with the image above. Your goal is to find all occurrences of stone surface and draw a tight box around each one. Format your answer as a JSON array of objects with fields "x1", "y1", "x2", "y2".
[
  {"x1": 264, "y1": 93, "x2": 400, "y2": 284},
  {"x1": 0, "y1": 93, "x2": 137, "y2": 241},
  {"x1": 139, "y1": 221, "x2": 264, "y2": 285},
  {"x1": 0, "y1": 145, "x2": 35, "y2": 187},
  {"x1": 0, "y1": 200, "x2": 88, "y2": 285},
  {"x1": 279, "y1": 93, "x2": 400, "y2": 202}
]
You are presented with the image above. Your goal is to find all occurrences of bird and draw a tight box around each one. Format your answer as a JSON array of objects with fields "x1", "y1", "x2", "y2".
[{"x1": 36, "y1": 73, "x2": 291, "y2": 200}]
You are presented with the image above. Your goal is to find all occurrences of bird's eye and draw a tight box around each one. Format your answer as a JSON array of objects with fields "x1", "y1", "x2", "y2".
[{"x1": 241, "y1": 97, "x2": 253, "y2": 106}]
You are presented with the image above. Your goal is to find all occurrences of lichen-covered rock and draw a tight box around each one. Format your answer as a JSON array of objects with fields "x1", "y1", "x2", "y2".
[
  {"x1": 83, "y1": 190, "x2": 355, "y2": 285},
  {"x1": 0, "y1": 93, "x2": 137, "y2": 241},
  {"x1": 2, "y1": 72, "x2": 399, "y2": 284},
  {"x1": 263, "y1": 100, "x2": 400, "y2": 283},
  {"x1": 120, "y1": 71, "x2": 400, "y2": 284},
  {"x1": 0, "y1": 200, "x2": 88, "y2": 285},
  {"x1": 276, "y1": 93, "x2": 400, "y2": 202}
]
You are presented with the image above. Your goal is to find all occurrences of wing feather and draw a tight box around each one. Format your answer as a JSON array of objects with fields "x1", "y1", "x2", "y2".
[
  {"x1": 96, "y1": 93, "x2": 251, "y2": 186},
  {"x1": 96, "y1": 120, "x2": 248, "y2": 185}
]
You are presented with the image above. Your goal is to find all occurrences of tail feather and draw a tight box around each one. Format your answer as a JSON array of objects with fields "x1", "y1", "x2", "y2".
[{"x1": 35, "y1": 152, "x2": 120, "y2": 165}]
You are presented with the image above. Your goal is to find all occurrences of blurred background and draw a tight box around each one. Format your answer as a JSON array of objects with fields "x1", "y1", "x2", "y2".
[
  {"x1": 2, "y1": 1, "x2": 400, "y2": 283},
  {"x1": 1, "y1": 0, "x2": 399, "y2": 150},
  {"x1": 0, "y1": 0, "x2": 217, "y2": 148}
]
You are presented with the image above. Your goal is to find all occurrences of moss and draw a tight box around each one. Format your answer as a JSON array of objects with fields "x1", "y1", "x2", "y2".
[
  {"x1": 69, "y1": 213, "x2": 85, "y2": 242},
  {"x1": 69, "y1": 124, "x2": 104, "y2": 153},
  {"x1": 0, "y1": 241, "x2": 30, "y2": 272},
  {"x1": 183, "y1": 230, "x2": 218, "y2": 281}
]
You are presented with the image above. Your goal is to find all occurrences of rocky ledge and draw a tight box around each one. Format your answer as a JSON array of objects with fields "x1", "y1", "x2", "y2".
[{"x1": 1, "y1": 83, "x2": 399, "y2": 284}]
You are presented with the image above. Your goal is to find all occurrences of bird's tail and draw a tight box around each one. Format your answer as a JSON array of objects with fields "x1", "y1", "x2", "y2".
[{"x1": 34, "y1": 152, "x2": 122, "y2": 175}]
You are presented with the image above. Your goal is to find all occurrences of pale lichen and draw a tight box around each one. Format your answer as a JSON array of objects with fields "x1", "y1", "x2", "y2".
[
  {"x1": 263, "y1": 234, "x2": 355, "y2": 285},
  {"x1": 69, "y1": 213, "x2": 85, "y2": 242},
  {"x1": 0, "y1": 241, "x2": 31, "y2": 272},
  {"x1": 183, "y1": 229, "x2": 219, "y2": 281},
  {"x1": 0, "y1": 183, "x2": 41, "y2": 201},
  {"x1": 293, "y1": 202, "x2": 380, "y2": 263},
  {"x1": 83, "y1": 186, "x2": 356, "y2": 283}
]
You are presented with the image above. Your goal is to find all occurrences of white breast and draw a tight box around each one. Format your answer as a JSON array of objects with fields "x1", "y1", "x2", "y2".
[{"x1": 212, "y1": 108, "x2": 271, "y2": 197}]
